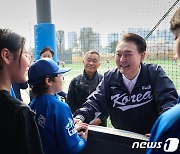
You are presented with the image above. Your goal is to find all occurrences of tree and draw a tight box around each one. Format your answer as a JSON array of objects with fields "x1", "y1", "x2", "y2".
[
  {"x1": 109, "y1": 41, "x2": 118, "y2": 53},
  {"x1": 79, "y1": 27, "x2": 95, "y2": 54},
  {"x1": 56, "y1": 30, "x2": 65, "y2": 54}
]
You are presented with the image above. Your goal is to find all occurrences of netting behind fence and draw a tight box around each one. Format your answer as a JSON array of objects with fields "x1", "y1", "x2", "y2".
[{"x1": 55, "y1": 0, "x2": 180, "y2": 91}]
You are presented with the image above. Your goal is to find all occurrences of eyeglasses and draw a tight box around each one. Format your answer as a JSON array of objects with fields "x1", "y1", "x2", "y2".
[
  {"x1": 53, "y1": 74, "x2": 64, "y2": 80},
  {"x1": 53, "y1": 74, "x2": 62, "y2": 77},
  {"x1": 53, "y1": 74, "x2": 63, "y2": 78},
  {"x1": 47, "y1": 74, "x2": 62, "y2": 78}
]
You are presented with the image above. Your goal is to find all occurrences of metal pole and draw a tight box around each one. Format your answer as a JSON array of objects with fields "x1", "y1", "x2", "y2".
[
  {"x1": 36, "y1": 0, "x2": 52, "y2": 23},
  {"x1": 35, "y1": 0, "x2": 57, "y2": 61}
]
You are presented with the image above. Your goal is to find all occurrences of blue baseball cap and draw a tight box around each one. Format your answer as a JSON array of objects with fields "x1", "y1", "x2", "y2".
[{"x1": 28, "y1": 58, "x2": 71, "y2": 86}]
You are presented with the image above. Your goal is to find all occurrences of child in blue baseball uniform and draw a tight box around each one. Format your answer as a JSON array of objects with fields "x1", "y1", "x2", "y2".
[
  {"x1": 28, "y1": 58, "x2": 88, "y2": 154},
  {"x1": 146, "y1": 8, "x2": 180, "y2": 154}
]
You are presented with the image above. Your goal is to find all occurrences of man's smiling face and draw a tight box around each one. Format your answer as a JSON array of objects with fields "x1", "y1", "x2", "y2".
[{"x1": 115, "y1": 41, "x2": 145, "y2": 80}]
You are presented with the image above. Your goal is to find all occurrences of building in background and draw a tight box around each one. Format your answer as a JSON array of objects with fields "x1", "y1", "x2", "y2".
[
  {"x1": 156, "y1": 29, "x2": 174, "y2": 44},
  {"x1": 108, "y1": 33, "x2": 119, "y2": 53},
  {"x1": 68, "y1": 31, "x2": 77, "y2": 52},
  {"x1": 92, "y1": 32, "x2": 101, "y2": 52},
  {"x1": 128, "y1": 28, "x2": 152, "y2": 40},
  {"x1": 108, "y1": 33, "x2": 119, "y2": 46}
]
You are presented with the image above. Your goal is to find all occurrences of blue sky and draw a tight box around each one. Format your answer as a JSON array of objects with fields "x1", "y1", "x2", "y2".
[{"x1": 0, "y1": 0, "x2": 179, "y2": 48}]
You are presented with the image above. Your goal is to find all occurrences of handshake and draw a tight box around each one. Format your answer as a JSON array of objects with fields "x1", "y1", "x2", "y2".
[{"x1": 74, "y1": 118, "x2": 88, "y2": 141}]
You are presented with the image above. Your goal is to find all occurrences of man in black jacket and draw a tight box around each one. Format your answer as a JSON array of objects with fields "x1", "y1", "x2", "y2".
[
  {"x1": 67, "y1": 50, "x2": 106, "y2": 126},
  {"x1": 74, "y1": 33, "x2": 178, "y2": 135}
]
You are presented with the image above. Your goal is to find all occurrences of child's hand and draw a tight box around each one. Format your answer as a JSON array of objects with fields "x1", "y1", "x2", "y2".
[{"x1": 75, "y1": 122, "x2": 88, "y2": 141}]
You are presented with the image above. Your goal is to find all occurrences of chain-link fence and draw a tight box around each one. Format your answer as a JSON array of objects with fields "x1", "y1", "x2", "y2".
[{"x1": 55, "y1": 0, "x2": 180, "y2": 92}]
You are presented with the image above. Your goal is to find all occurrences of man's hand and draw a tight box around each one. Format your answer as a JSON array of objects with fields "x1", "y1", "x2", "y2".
[{"x1": 74, "y1": 118, "x2": 82, "y2": 124}]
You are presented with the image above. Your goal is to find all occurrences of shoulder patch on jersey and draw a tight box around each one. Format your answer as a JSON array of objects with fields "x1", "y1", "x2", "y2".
[{"x1": 65, "y1": 118, "x2": 77, "y2": 136}]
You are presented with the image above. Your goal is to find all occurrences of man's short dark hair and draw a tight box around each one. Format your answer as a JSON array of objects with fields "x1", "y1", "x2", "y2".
[
  {"x1": 40, "y1": 47, "x2": 54, "y2": 57},
  {"x1": 116, "y1": 33, "x2": 146, "y2": 53}
]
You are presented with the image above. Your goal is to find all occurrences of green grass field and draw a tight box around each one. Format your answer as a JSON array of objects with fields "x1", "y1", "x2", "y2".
[{"x1": 64, "y1": 59, "x2": 180, "y2": 91}]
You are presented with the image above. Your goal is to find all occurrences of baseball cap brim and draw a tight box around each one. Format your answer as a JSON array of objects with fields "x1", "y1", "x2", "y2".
[
  {"x1": 28, "y1": 58, "x2": 71, "y2": 86},
  {"x1": 56, "y1": 67, "x2": 71, "y2": 74},
  {"x1": 28, "y1": 67, "x2": 71, "y2": 86}
]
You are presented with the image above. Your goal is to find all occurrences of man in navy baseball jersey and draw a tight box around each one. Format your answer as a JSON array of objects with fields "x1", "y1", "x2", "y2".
[{"x1": 74, "y1": 33, "x2": 178, "y2": 135}]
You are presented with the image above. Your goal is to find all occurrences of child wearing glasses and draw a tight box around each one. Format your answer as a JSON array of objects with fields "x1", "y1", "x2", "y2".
[{"x1": 28, "y1": 58, "x2": 88, "y2": 154}]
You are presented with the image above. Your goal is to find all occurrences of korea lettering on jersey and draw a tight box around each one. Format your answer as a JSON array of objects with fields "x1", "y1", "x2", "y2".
[
  {"x1": 65, "y1": 118, "x2": 77, "y2": 136},
  {"x1": 111, "y1": 84, "x2": 153, "y2": 111}
]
